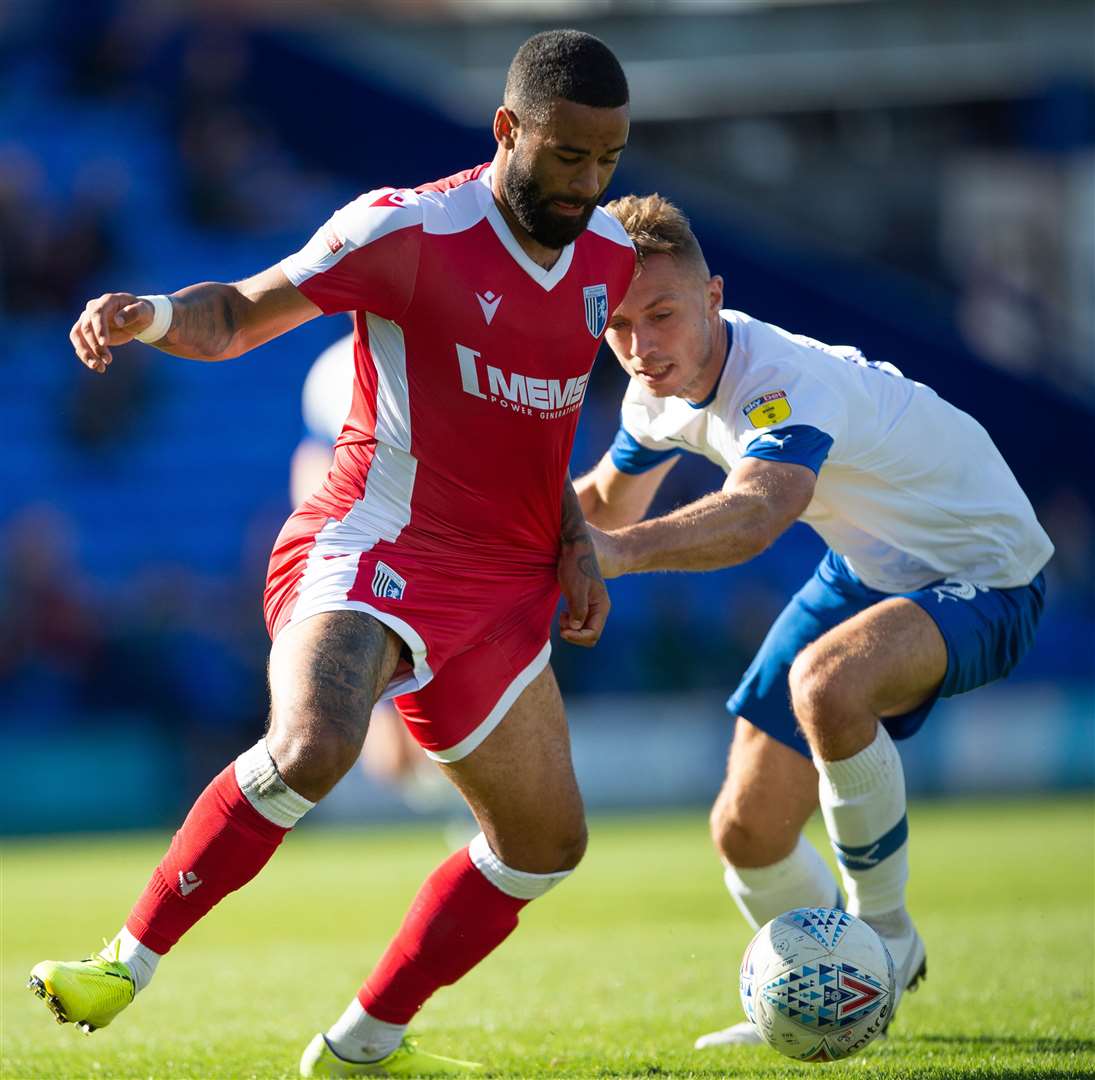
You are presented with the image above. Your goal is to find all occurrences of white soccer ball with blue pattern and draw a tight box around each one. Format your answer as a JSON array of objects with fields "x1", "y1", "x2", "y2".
[{"x1": 739, "y1": 907, "x2": 896, "y2": 1062}]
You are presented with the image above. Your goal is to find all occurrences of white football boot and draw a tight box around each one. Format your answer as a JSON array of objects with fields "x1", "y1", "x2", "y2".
[
  {"x1": 868, "y1": 913, "x2": 927, "y2": 1032},
  {"x1": 693, "y1": 1020, "x2": 762, "y2": 1049}
]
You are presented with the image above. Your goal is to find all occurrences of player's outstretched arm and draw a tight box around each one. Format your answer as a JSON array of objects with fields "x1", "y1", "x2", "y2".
[
  {"x1": 591, "y1": 457, "x2": 815, "y2": 578},
  {"x1": 70, "y1": 266, "x2": 322, "y2": 374},
  {"x1": 574, "y1": 452, "x2": 678, "y2": 530}
]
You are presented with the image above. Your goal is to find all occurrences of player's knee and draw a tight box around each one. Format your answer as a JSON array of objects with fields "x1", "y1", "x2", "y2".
[
  {"x1": 711, "y1": 799, "x2": 774, "y2": 868},
  {"x1": 551, "y1": 818, "x2": 589, "y2": 872},
  {"x1": 266, "y1": 720, "x2": 364, "y2": 800},
  {"x1": 789, "y1": 649, "x2": 854, "y2": 736},
  {"x1": 531, "y1": 819, "x2": 589, "y2": 873},
  {"x1": 708, "y1": 787, "x2": 735, "y2": 853},
  {"x1": 489, "y1": 816, "x2": 587, "y2": 874}
]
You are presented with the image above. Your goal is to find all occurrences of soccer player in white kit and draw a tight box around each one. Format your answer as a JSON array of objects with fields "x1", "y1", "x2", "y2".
[{"x1": 575, "y1": 195, "x2": 1053, "y2": 1049}]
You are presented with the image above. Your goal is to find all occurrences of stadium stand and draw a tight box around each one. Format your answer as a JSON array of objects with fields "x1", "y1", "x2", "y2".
[{"x1": 2, "y1": 1, "x2": 1092, "y2": 831}]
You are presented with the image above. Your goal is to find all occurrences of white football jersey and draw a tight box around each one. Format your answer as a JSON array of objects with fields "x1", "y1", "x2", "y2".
[
  {"x1": 618, "y1": 310, "x2": 1053, "y2": 592},
  {"x1": 301, "y1": 332, "x2": 355, "y2": 445}
]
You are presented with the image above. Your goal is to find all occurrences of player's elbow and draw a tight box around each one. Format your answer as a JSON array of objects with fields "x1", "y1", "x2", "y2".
[
  {"x1": 735, "y1": 508, "x2": 784, "y2": 563},
  {"x1": 743, "y1": 484, "x2": 808, "y2": 559},
  {"x1": 574, "y1": 476, "x2": 607, "y2": 523},
  {"x1": 578, "y1": 493, "x2": 608, "y2": 528},
  {"x1": 588, "y1": 502, "x2": 641, "y2": 531},
  {"x1": 576, "y1": 492, "x2": 629, "y2": 531}
]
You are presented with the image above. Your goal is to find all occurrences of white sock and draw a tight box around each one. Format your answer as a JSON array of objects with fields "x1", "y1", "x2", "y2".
[
  {"x1": 468, "y1": 832, "x2": 574, "y2": 899},
  {"x1": 326, "y1": 999, "x2": 406, "y2": 1063},
  {"x1": 101, "y1": 926, "x2": 160, "y2": 995},
  {"x1": 862, "y1": 906, "x2": 913, "y2": 941},
  {"x1": 234, "y1": 739, "x2": 315, "y2": 828},
  {"x1": 723, "y1": 834, "x2": 841, "y2": 931},
  {"x1": 324, "y1": 833, "x2": 568, "y2": 1065},
  {"x1": 815, "y1": 725, "x2": 909, "y2": 917}
]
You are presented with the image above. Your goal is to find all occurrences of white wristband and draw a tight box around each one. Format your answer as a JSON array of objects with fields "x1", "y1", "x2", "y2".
[{"x1": 134, "y1": 294, "x2": 174, "y2": 344}]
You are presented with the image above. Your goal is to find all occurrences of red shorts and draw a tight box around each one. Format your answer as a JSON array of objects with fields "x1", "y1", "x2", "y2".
[{"x1": 264, "y1": 508, "x2": 559, "y2": 762}]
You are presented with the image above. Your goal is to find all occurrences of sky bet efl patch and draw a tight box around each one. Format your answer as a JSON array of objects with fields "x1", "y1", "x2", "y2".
[{"x1": 743, "y1": 390, "x2": 792, "y2": 428}]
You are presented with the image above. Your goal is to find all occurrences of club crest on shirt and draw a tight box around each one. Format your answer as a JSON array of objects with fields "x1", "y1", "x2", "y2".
[
  {"x1": 583, "y1": 284, "x2": 609, "y2": 338},
  {"x1": 372, "y1": 561, "x2": 406, "y2": 601},
  {"x1": 743, "y1": 390, "x2": 791, "y2": 428}
]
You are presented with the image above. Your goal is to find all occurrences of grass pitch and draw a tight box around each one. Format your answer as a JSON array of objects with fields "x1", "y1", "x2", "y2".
[{"x1": 2, "y1": 797, "x2": 1092, "y2": 1079}]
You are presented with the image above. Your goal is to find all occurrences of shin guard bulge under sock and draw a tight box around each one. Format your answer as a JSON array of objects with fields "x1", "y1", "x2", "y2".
[
  {"x1": 125, "y1": 740, "x2": 313, "y2": 956},
  {"x1": 815, "y1": 726, "x2": 909, "y2": 918}
]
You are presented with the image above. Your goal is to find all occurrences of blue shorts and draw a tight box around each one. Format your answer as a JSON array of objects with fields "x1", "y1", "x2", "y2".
[{"x1": 727, "y1": 549, "x2": 1047, "y2": 758}]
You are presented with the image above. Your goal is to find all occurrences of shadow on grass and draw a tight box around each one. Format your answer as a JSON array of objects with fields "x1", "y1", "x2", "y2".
[
  {"x1": 571, "y1": 1065, "x2": 1095, "y2": 1080},
  {"x1": 555, "y1": 1038, "x2": 1095, "y2": 1080},
  {"x1": 917, "y1": 1033, "x2": 1095, "y2": 1055}
]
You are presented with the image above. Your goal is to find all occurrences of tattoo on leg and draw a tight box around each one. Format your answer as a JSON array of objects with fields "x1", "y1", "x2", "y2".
[{"x1": 305, "y1": 612, "x2": 391, "y2": 744}]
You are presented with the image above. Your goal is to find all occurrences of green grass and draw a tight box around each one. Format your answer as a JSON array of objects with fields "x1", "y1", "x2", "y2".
[{"x1": 2, "y1": 797, "x2": 1093, "y2": 1079}]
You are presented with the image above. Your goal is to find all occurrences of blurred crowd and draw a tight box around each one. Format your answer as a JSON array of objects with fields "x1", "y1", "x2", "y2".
[
  {"x1": 2, "y1": 1, "x2": 1093, "y2": 755},
  {"x1": 1, "y1": 5, "x2": 316, "y2": 752}
]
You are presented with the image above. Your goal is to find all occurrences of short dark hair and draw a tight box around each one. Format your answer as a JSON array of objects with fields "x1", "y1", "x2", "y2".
[{"x1": 504, "y1": 29, "x2": 628, "y2": 124}]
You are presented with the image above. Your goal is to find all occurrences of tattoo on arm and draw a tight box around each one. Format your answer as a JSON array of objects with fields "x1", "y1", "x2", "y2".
[
  {"x1": 160, "y1": 282, "x2": 243, "y2": 359},
  {"x1": 561, "y1": 474, "x2": 590, "y2": 545},
  {"x1": 577, "y1": 551, "x2": 603, "y2": 584},
  {"x1": 559, "y1": 477, "x2": 604, "y2": 584}
]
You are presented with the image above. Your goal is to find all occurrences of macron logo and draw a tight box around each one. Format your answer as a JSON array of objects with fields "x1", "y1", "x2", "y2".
[
  {"x1": 476, "y1": 291, "x2": 502, "y2": 325},
  {"x1": 178, "y1": 870, "x2": 203, "y2": 897}
]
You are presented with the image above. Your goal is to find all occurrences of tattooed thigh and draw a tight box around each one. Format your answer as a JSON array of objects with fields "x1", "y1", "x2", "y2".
[{"x1": 267, "y1": 610, "x2": 403, "y2": 745}]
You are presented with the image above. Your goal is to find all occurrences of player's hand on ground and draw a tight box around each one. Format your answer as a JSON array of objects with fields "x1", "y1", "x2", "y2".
[
  {"x1": 70, "y1": 293, "x2": 154, "y2": 374},
  {"x1": 558, "y1": 532, "x2": 610, "y2": 648}
]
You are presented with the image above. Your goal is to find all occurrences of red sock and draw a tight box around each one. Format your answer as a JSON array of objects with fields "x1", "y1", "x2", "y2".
[
  {"x1": 359, "y1": 847, "x2": 529, "y2": 1024},
  {"x1": 126, "y1": 764, "x2": 290, "y2": 954}
]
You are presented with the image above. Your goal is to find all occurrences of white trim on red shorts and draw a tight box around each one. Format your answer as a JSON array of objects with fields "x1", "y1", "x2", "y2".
[
  {"x1": 424, "y1": 639, "x2": 552, "y2": 763},
  {"x1": 282, "y1": 518, "x2": 433, "y2": 696},
  {"x1": 285, "y1": 591, "x2": 432, "y2": 699}
]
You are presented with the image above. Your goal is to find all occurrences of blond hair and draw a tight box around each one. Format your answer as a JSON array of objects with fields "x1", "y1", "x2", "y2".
[{"x1": 604, "y1": 193, "x2": 709, "y2": 278}]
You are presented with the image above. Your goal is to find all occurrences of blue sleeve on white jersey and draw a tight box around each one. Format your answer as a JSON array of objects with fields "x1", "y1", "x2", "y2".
[
  {"x1": 610, "y1": 426, "x2": 682, "y2": 475},
  {"x1": 743, "y1": 424, "x2": 834, "y2": 474}
]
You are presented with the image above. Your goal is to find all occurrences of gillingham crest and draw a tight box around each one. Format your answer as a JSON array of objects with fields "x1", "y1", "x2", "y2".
[
  {"x1": 371, "y1": 561, "x2": 407, "y2": 601},
  {"x1": 583, "y1": 284, "x2": 609, "y2": 338}
]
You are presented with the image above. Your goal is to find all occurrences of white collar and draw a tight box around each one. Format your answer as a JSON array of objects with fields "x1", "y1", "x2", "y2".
[{"x1": 478, "y1": 170, "x2": 575, "y2": 292}]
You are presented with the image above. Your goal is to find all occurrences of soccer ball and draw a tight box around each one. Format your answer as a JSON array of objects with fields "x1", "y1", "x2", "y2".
[{"x1": 739, "y1": 908, "x2": 896, "y2": 1062}]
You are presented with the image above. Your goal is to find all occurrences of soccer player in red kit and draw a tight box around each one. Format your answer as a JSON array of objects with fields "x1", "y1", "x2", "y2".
[{"x1": 30, "y1": 30, "x2": 634, "y2": 1077}]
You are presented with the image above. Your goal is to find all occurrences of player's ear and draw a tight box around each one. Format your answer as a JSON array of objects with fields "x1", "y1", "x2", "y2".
[
  {"x1": 494, "y1": 107, "x2": 518, "y2": 149},
  {"x1": 707, "y1": 274, "x2": 724, "y2": 316}
]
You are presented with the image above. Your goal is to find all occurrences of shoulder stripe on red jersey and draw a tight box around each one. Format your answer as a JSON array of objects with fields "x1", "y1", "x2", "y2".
[
  {"x1": 417, "y1": 167, "x2": 492, "y2": 237},
  {"x1": 587, "y1": 207, "x2": 635, "y2": 250},
  {"x1": 326, "y1": 189, "x2": 422, "y2": 256},
  {"x1": 420, "y1": 180, "x2": 490, "y2": 237},
  {"x1": 414, "y1": 163, "x2": 490, "y2": 195},
  {"x1": 281, "y1": 188, "x2": 423, "y2": 289}
]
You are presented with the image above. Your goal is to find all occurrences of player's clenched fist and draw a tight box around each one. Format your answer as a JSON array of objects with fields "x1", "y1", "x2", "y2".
[{"x1": 70, "y1": 293, "x2": 155, "y2": 374}]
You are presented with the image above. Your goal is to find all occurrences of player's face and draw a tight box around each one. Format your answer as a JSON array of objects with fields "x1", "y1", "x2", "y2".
[
  {"x1": 502, "y1": 98, "x2": 629, "y2": 249},
  {"x1": 605, "y1": 253, "x2": 725, "y2": 403}
]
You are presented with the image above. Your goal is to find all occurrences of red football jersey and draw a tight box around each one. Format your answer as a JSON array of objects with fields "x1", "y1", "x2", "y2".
[{"x1": 280, "y1": 164, "x2": 635, "y2": 565}]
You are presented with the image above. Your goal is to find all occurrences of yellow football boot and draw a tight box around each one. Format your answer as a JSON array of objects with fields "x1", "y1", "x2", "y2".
[
  {"x1": 300, "y1": 1034, "x2": 482, "y2": 1077},
  {"x1": 28, "y1": 953, "x2": 135, "y2": 1034}
]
